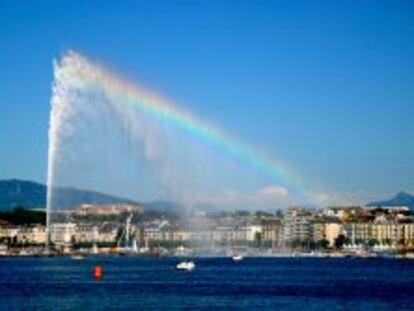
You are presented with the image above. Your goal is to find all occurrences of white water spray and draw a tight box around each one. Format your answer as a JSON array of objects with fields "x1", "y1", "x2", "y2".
[{"x1": 46, "y1": 51, "x2": 301, "y2": 241}]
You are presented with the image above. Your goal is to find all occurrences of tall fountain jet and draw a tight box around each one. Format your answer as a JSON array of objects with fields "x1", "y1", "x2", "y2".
[{"x1": 46, "y1": 51, "x2": 308, "y2": 244}]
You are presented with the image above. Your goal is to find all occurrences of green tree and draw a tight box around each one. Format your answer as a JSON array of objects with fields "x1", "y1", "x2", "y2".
[
  {"x1": 368, "y1": 239, "x2": 379, "y2": 247},
  {"x1": 316, "y1": 239, "x2": 329, "y2": 250},
  {"x1": 334, "y1": 234, "x2": 346, "y2": 249}
]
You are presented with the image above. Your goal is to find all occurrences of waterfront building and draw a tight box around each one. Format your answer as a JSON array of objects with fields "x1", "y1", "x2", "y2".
[
  {"x1": 371, "y1": 221, "x2": 414, "y2": 245},
  {"x1": 16, "y1": 225, "x2": 46, "y2": 244},
  {"x1": 73, "y1": 223, "x2": 97, "y2": 242},
  {"x1": 312, "y1": 221, "x2": 325, "y2": 243},
  {"x1": 49, "y1": 223, "x2": 77, "y2": 244},
  {"x1": 372, "y1": 223, "x2": 400, "y2": 245},
  {"x1": 282, "y1": 208, "x2": 312, "y2": 243},
  {"x1": 261, "y1": 218, "x2": 282, "y2": 247},
  {"x1": 0, "y1": 226, "x2": 18, "y2": 240},
  {"x1": 402, "y1": 223, "x2": 414, "y2": 245},
  {"x1": 72, "y1": 203, "x2": 143, "y2": 216},
  {"x1": 324, "y1": 222, "x2": 343, "y2": 247},
  {"x1": 343, "y1": 223, "x2": 372, "y2": 244},
  {"x1": 171, "y1": 229, "x2": 193, "y2": 242},
  {"x1": 312, "y1": 217, "x2": 343, "y2": 247}
]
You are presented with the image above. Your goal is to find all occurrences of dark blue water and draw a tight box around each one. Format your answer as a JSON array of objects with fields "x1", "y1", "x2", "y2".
[{"x1": 1, "y1": 257, "x2": 414, "y2": 310}]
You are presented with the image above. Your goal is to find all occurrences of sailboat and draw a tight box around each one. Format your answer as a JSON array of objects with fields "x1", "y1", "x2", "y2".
[
  {"x1": 118, "y1": 213, "x2": 140, "y2": 255},
  {"x1": 92, "y1": 242, "x2": 99, "y2": 255}
]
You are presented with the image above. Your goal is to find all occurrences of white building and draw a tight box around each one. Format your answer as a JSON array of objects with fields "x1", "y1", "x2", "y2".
[
  {"x1": 17, "y1": 226, "x2": 46, "y2": 244},
  {"x1": 49, "y1": 223, "x2": 77, "y2": 244}
]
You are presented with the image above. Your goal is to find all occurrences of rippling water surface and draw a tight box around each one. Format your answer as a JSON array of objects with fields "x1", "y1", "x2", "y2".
[{"x1": 1, "y1": 257, "x2": 414, "y2": 310}]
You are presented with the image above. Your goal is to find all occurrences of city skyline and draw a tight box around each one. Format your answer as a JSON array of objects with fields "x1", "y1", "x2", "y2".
[{"x1": 0, "y1": 1, "x2": 413, "y2": 207}]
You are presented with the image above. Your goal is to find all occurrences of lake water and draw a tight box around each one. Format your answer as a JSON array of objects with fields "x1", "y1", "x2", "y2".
[{"x1": 1, "y1": 256, "x2": 414, "y2": 310}]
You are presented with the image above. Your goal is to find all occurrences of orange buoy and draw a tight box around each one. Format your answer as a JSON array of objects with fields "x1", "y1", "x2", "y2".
[{"x1": 93, "y1": 265, "x2": 103, "y2": 279}]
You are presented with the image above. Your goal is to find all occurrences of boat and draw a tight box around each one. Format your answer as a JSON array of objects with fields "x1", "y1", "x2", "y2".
[
  {"x1": 92, "y1": 243, "x2": 99, "y2": 255},
  {"x1": 70, "y1": 254, "x2": 85, "y2": 260},
  {"x1": 232, "y1": 254, "x2": 243, "y2": 262},
  {"x1": 176, "y1": 261, "x2": 195, "y2": 271},
  {"x1": 18, "y1": 249, "x2": 31, "y2": 257}
]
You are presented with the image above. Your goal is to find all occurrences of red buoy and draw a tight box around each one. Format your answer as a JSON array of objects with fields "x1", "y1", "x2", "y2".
[{"x1": 93, "y1": 265, "x2": 102, "y2": 279}]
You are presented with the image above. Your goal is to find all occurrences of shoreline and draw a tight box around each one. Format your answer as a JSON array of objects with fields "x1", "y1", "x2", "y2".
[{"x1": 1, "y1": 251, "x2": 414, "y2": 260}]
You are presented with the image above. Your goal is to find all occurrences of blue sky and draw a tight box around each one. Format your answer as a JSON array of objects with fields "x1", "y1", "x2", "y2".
[{"x1": 0, "y1": 0, "x2": 413, "y2": 200}]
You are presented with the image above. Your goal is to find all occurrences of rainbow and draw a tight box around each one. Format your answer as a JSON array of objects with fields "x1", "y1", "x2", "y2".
[{"x1": 61, "y1": 51, "x2": 313, "y2": 205}]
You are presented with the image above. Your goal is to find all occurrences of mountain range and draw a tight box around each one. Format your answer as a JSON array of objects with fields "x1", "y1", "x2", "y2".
[
  {"x1": 0, "y1": 179, "x2": 136, "y2": 211},
  {"x1": 1, "y1": 179, "x2": 413, "y2": 212},
  {"x1": 368, "y1": 191, "x2": 414, "y2": 211}
]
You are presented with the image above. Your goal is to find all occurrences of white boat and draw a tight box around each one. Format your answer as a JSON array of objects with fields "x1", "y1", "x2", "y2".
[
  {"x1": 92, "y1": 243, "x2": 99, "y2": 255},
  {"x1": 176, "y1": 261, "x2": 195, "y2": 271},
  {"x1": 232, "y1": 254, "x2": 243, "y2": 262},
  {"x1": 70, "y1": 254, "x2": 85, "y2": 260}
]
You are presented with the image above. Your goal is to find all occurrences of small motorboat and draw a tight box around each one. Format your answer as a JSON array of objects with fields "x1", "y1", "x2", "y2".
[
  {"x1": 70, "y1": 254, "x2": 85, "y2": 260},
  {"x1": 232, "y1": 254, "x2": 243, "y2": 262},
  {"x1": 176, "y1": 260, "x2": 195, "y2": 271}
]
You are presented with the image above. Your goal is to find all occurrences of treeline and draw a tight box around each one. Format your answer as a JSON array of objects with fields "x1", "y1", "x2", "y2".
[{"x1": 0, "y1": 207, "x2": 46, "y2": 225}]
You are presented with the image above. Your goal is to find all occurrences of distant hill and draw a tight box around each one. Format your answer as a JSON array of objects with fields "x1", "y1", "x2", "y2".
[
  {"x1": 0, "y1": 179, "x2": 137, "y2": 211},
  {"x1": 368, "y1": 191, "x2": 414, "y2": 211}
]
